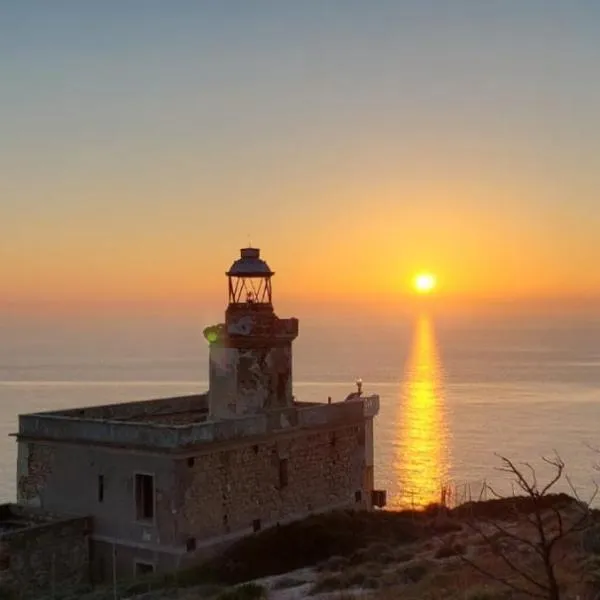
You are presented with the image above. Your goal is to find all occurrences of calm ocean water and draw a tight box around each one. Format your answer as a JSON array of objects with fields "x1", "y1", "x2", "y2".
[{"x1": 2, "y1": 312, "x2": 600, "y2": 507}]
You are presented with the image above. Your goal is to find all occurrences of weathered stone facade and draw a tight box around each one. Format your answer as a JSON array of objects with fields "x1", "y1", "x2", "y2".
[
  {"x1": 208, "y1": 342, "x2": 295, "y2": 418},
  {"x1": 178, "y1": 423, "x2": 367, "y2": 542},
  {"x1": 0, "y1": 505, "x2": 90, "y2": 598}
]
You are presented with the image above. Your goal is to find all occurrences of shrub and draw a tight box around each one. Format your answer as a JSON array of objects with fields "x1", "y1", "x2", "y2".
[
  {"x1": 347, "y1": 563, "x2": 381, "y2": 586},
  {"x1": 583, "y1": 524, "x2": 600, "y2": 554},
  {"x1": 399, "y1": 559, "x2": 431, "y2": 584},
  {"x1": 434, "y1": 541, "x2": 466, "y2": 559},
  {"x1": 452, "y1": 492, "x2": 575, "y2": 522},
  {"x1": 0, "y1": 587, "x2": 15, "y2": 600},
  {"x1": 317, "y1": 555, "x2": 350, "y2": 572},
  {"x1": 312, "y1": 563, "x2": 382, "y2": 594},
  {"x1": 430, "y1": 514, "x2": 463, "y2": 534},
  {"x1": 202, "y1": 509, "x2": 423, "y2": 583},
  {"x1": 393, "y1": 549, "x2": 414, "y2": 563},
  {"x1": 217, "y1": 582, "x2": 268, "y2": 600},
  {"x1": 362, "y1": 542, "x2": 396, "y2": 564},
  {"x1": 311, "y1": 573, "x2": 346, "y2": 594},
  {"x1": 272, "y1": 576, "x2": 307, "y2": 590}
]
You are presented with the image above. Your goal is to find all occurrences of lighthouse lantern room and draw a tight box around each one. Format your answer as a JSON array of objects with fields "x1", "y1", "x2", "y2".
[{"x1": 226, "y1": 247, "x2": 273, "y2": 305}]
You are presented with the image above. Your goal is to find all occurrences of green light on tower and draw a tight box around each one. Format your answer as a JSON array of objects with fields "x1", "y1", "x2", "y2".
[{"x1": 203, "y1": 328, "x2": 219, "y2": 344}]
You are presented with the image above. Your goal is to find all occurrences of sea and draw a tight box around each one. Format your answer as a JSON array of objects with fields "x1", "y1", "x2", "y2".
[{"x1": 2, "y1": 311, "x2": 600, "y2": 508}]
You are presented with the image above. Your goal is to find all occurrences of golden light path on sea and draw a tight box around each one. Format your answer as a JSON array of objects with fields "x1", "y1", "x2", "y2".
[{"x1": 393, "y1": 314, "x2": 450, "y2": 509}]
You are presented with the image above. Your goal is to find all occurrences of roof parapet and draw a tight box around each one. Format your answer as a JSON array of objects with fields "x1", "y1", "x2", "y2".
[{"x1": 16, "y1": 395, "x2": 379, "y2": 452}]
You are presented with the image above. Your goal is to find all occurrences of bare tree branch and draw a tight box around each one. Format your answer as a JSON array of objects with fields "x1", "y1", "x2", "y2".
[
  {"x1": 463, "y1": 516, "x2": 549, "y2": 591},
  {"x1": 540, "y1": 455, "x2": 564, "y2": 496},
  {"x1": 486, "y1": 517, "x2": 543, "y2": 558},
  {"x1": 460, "y1": 552, "x2": 548, "y2": 599},
  {"x1": 460, "y1": 453, "x2": 593, "y2": 600}
]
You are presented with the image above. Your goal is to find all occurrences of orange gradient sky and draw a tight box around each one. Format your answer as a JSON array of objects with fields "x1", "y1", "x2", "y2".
[{"x1": 2, "y1": 3, "x2": 600, "y2": 317}]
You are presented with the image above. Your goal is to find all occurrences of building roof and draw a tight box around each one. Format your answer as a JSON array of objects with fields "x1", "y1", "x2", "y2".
[{"x1": 226, "y1": 247, "x2": 274, "y2": 277}]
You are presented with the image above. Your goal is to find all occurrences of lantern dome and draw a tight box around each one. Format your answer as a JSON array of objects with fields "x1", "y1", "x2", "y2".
[{"x1": 226, "y1": 248, "x2": 274, "y2": 277}]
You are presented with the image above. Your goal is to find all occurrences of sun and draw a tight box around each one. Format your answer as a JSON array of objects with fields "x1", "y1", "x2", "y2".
[{"x1": 413, "y1": 272, "x2": 437, "y2": 294}]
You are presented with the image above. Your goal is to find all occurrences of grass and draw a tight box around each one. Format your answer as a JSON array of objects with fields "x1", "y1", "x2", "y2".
[
  {"x1": 311, "y1": 557, "x2": 434, "y2": 595},
  {"x1": 217, "y1": 583, "x2": 267, "y2": 600},
  {"x1": 434, "y1": 539, "x2": 466, "y2": 559},
  {"x1": 311, "y1": 563, "x2": 383, "y2": 594}
]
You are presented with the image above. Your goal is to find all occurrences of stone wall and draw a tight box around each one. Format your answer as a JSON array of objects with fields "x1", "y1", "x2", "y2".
[
  {"x1": 209, "y1": 343, "x2": 293, "y2": 418},
  {"x1": 17, "y1": 443, "x2": 54, "y2": 508},
  {"x1": 177, "y1": 421, "x2": 367, "y2": 542},
  {"x1": 208, "y1": 345, "x2": 239, "y2": 418},
  {"x1": 90, "y1": 539, "x2": 181, "y2": 584},
  {"x1": 0, "y1": 507, "x2": 90, "y2": 599}
]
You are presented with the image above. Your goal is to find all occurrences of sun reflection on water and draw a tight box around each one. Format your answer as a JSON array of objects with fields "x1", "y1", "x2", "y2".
[{"x1": 393, "y1": 314, "x2": 450, "y2": 508}]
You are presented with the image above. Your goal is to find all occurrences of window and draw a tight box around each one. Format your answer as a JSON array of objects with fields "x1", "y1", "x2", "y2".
[
  {"x1": 98, "y1": 475, "x2": 104, "y2": 503},
  {"x1": 278, "y1": 458, "x2": 289, "y2": 489},
  {"x1": 135, "y1": 474, "x2": 155, "y2": 521},
  {"x1": 186, "y1": 537, "x2": 197, "y2": 552},
  {"x1": 135, "y1": 561, "x2": 154, "y2": 578},
  {"x1": 371, "y1": 490, "x2": 387, "y2": 508}
]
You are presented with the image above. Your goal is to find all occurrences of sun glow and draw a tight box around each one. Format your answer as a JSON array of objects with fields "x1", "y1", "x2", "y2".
[{"x1": 414, "y1": 273, "x2": 437, "y2": 294}]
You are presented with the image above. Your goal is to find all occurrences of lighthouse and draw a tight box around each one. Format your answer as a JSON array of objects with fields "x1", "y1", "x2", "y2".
[
  {"x1": 203, "y1": 247, "x2": 299, "y2": 419},
  {"x1": 12, "y1": 246, "x2": 384, "y2": 591}
]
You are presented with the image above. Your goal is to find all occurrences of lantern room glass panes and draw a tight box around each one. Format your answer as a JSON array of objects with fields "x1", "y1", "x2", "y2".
[{"x1": 228, "y1": 276, "x2": 272, "y2": 305}]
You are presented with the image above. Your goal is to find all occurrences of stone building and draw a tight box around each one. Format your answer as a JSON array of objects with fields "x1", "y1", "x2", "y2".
[{"x1": 13, "y1": 247, "x2": 384, "y2": 584}]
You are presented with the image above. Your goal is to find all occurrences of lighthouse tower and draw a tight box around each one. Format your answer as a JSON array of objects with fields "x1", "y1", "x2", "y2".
[{"x1": 203, "y1": 248, "x2": 299, "y2": 420}]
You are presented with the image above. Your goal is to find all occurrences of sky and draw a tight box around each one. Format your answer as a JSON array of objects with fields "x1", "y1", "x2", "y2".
[{"x1": 2, "y1": 1, "x2": 600, "y2": 319}]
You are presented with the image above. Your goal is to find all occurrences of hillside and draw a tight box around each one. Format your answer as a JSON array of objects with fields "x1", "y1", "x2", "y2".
[{"x1": 42, "y1": 493, "x2": 600, "y2": 600}]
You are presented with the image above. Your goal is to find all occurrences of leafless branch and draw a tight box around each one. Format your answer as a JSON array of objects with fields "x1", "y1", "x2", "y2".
[
  {"x1": 463, "y1": 516, "x2": 548, "y2": 591},
  {"x1": 460, "y1": 552, "x2": 548, "y2": 599},
  {"x1": 461, "y1": 453, "x2": 593, "y2": 600},
  {"x1": 486, "y1": 518, "x2": 542, "y2": 557},
  {"x1": 540, "y1": 456, "x2": 564, "y2": 496}
]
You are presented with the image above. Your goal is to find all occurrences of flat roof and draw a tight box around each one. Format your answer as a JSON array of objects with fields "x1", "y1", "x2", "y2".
[
  {"x1": 46, "y1": 393, "x2": 210, "y2": 425},
  {"x1": 16, "y1": 393, "x2": 380, "y2": 453}
]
